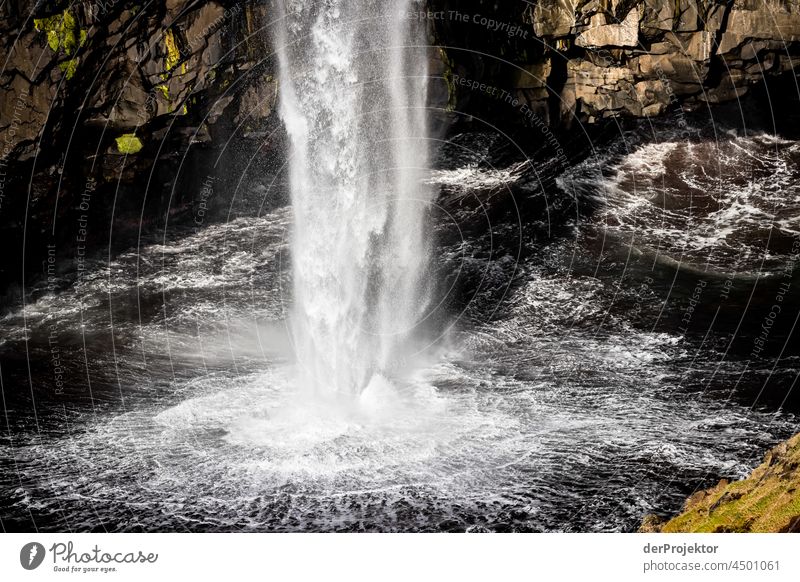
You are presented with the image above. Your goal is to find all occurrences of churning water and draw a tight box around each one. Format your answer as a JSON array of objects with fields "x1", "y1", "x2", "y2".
[
  {"x1": 276, "y1": 0, "x2": 434, "y2": 396},
  {"x1": 1, "y1": 11, "x2": 799, "y2": 532}
]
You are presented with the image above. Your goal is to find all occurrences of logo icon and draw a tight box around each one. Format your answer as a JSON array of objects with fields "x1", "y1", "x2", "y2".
[{"x1": 20, "y1": 542, "x2": 46, "y2": 570}]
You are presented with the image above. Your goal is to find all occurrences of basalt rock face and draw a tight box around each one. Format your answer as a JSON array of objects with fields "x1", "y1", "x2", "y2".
[
  {"x1": 429, "y1": 0, "x2": 800, "y2": 129},
  {"x1": 2, "y1": 0, "x2": 800, "y2": 300},
  {"x1": 0, "y1": 0, "x2": 281, "y2": 300}
]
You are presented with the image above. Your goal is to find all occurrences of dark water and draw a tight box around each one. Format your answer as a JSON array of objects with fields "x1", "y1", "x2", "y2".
[{"x1": 1, "y1": 120, "x2": 799, "y2": 532}]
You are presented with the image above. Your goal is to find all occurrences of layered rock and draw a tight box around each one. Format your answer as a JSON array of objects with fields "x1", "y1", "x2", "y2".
[{"x1": 431, "y1": 0, "x2": 800, "y2": 127}]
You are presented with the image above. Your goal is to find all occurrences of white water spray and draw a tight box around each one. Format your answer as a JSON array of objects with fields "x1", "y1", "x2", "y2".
[{"x1": 276, "y1": 0, "x2": 433, "y2": 395}]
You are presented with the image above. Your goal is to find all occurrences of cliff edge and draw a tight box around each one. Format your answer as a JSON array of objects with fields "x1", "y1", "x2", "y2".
[{"x1": 641, "y1": 433, "x2": 800, "y2": 533}]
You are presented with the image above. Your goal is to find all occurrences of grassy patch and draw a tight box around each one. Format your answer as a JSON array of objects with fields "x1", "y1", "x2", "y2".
[{"x1": 660, "y1": 433, "x2": 800, "y2": 533}]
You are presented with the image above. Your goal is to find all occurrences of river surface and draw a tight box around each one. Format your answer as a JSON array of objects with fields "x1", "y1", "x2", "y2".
[{"x1": 1, "y1": 120, "x2": 799, "y2": 532}]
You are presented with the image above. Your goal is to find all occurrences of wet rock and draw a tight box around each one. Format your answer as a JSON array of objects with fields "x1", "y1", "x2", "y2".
[{"x1": 234, "y1": 74, "x2": 278, "y2": 129}]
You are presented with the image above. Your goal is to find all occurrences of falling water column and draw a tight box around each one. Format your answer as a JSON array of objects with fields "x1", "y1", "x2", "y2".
[{"x1": 276, "y1": 0, "x2": 433, "y2": 395}]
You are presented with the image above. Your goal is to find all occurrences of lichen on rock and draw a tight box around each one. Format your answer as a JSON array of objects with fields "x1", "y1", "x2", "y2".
[
  {"x1": 115, "y1": 133, "x2": 143, "y2": 154},
  {"x1": 33, "y1": 8, "x2": 87, "y2": 80},
  {"x1": 164, "y1": 28, "x2": 182, "y2": 73}
]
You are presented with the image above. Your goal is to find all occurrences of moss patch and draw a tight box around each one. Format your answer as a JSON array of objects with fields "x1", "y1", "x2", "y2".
[
  {"x1": 115, "y1": 134, "x2": 143, "y2": 155},
  {"x1": 34, "y1": 9, "x2": 87, "y2": 80},
  {"x1": 59, "y1": 59, "x2": 78, "y2": 80},
  {"x1": 656, "y1": 433, "x2": 800, "y2": 533},
  {"x1": 164, "y1": 29, "x2": 181, "y2": 73}
]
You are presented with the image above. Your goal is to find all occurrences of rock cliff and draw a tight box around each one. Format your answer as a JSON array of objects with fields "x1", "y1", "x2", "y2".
[
  {"x1": 0, "y1": 0, "x2": 280, "y2": 299},
  {"x1": 2, "y1": 0, "x2": 800, "y2": 298},
  {"x1": 430, "y1": 0, "x2": 800, "y2": 127}
]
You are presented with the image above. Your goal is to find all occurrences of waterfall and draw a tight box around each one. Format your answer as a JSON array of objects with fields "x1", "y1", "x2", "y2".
[{"x1": 276, "y1": 0, "x2": 433, "y2": 395}]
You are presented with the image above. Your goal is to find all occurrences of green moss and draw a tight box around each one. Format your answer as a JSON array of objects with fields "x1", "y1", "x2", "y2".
[
  {"x1": 661, "y1": 433, "x2": 800, "y2": 533},
  {"x1": 34, "y1": 9, "x2": 86, "y2": 56},
  {"x1": 164, "y1": 29, "x2": 181, "y2": 73},
  {"x1": 155, "y1": 84, "x2": 175, "y2": 113},
  {"x1": 46, "y1": 29, "x2": 60, "y2": 52},
  {"x1": 34, "y1": 9, "x2": 87, "y2": 80},
  {"x1": 59, "y1": 59, "x2": 78, "y2": 80},
  {"x1": 115, "y1": 133, "x2": 143, "y2": 154}
]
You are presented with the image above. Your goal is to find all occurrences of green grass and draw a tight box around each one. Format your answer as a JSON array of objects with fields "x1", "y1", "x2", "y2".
[{"x1": 660, "y1": 433, "x2": 800, "y2": 533}]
